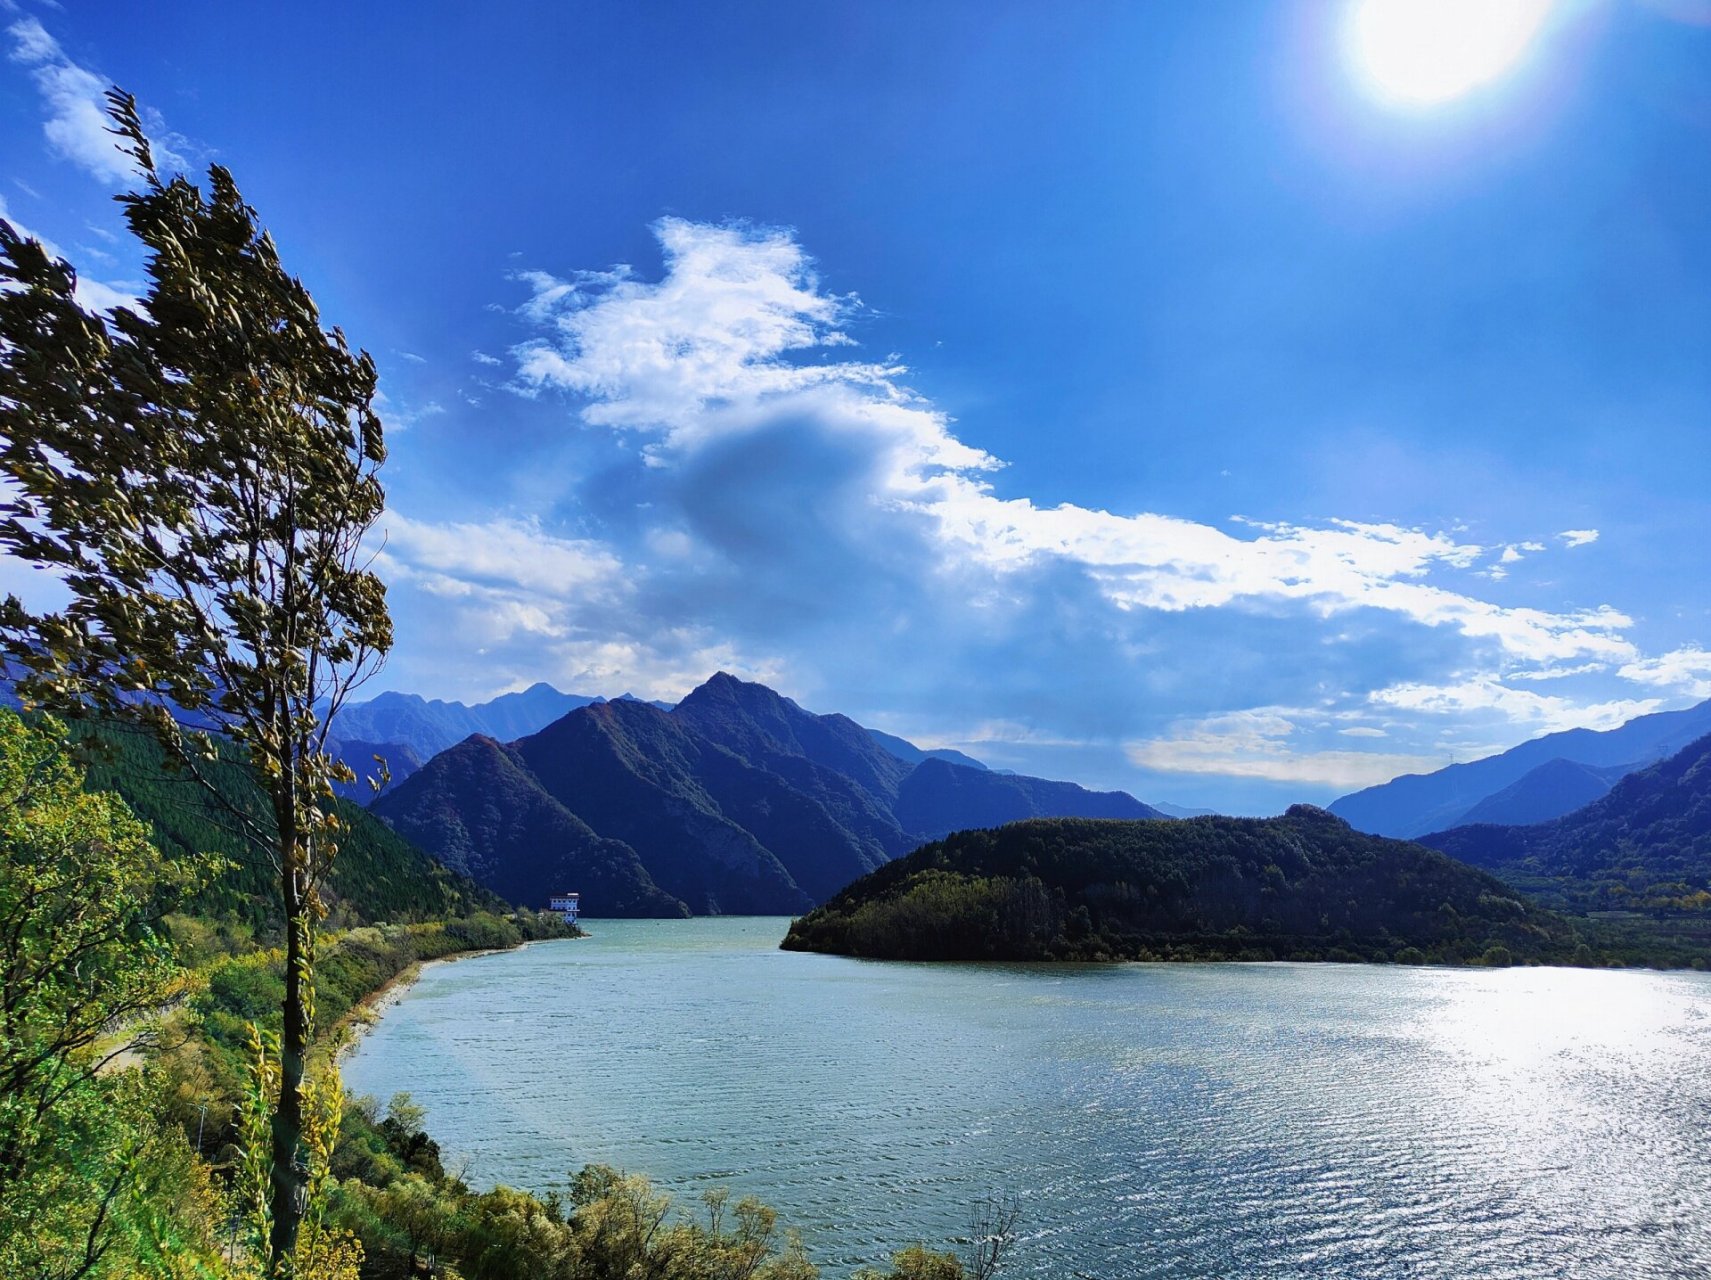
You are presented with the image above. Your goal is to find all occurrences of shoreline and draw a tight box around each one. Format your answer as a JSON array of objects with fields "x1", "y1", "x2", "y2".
[{"x1": 338, "y1": 935, "x2": 568, "y2": 1058}]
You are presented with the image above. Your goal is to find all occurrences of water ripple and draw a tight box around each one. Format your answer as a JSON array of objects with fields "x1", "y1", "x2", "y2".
[{"x1": 345, "y1": 919, "x2": 1711, "y2": 1279}]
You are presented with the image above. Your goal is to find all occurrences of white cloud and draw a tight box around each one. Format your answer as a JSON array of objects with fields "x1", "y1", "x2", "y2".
[
  {"x1": 510, "y1": 218, "x2": 1636, "y2": 668},
  {"x1": 1617, "y1": 647, "x2": 1711, "y2": 700},
  {"x1": 379, "y1": 510, "x2": 624, "y2": 601},
  {"x1": 471, "y1": 350, "x2": 503, "y2": 366},
  {"x1": 7, "y1": 17, "x2": 194, "y2": 185},
  {"x1": 1498, "y1": 540, "x2": 1544, "y2": 565},
  {"x1": 372, "y1": 390, "x2": 446, "y2": 433},
  {"x1": 1559, "y1": 528, "x2": 1600, "y2": 548},
  {"x1": 6, "y1": 15, "x2": 59, "y2": 64},
  {"x1": 375, "y1": 502, "x2": 798, "y2": 701},
  {"x1": 1126, "y1": 709, "x2": 1442, "y2": 788},
  {"x1": 7, "y1": 17, "x2": 133, "y2": 184},
  {"x1": 1506, "y1": 662, "x2": 1609, "y2": 682},
  {"x1": 70, "y1": 274, "x2": 139, "y2": 313},
  {"x1": 375, "y1": 218, "x2": 1705, "y2": 798},
  {"x1": 1369, "y1": 677, "x2": 1658, "y2": 734}
]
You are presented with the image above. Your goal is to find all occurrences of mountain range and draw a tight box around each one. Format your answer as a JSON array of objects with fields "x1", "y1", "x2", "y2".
[
  {"x1": 1422, "y1": 730, "x2": 1711, "y2": 918},
  {"x1": 328, "y1": 684, "x2": 612, "y2": 785},
  {"x1": 331, "y1": 683, "x2": 987, "y2": 796},
  {"x1": 372, "y1": 672, "x2": 1163, "y2": 916},
  {"x1": 1328, "y1": 698, "x2": 1711, "y2": 838}
]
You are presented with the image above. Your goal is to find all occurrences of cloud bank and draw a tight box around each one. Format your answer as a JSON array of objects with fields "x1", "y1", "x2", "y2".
[{"x1": 374, "y1": 219, "x2": 1695, "y2": 804}]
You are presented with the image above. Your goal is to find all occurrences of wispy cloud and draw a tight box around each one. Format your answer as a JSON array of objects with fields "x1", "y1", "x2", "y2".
[
  {"x1": 508, "y1": 218, "x2": 1633, "y2": 667},
  {"x1": 1559, "y1": 528, "x2": 1600, "y2": 548},
  {"x1": 1506, "y1": 662, "x2": 1610, "y2": 682},
  {"x1": 379, "y1": 510, "x2": 625, "y2": 602},
  {"x1": 378, "y1": 508, "x2": 776, "y2": 695},
  {"x1": 1126, "y1": 709, "x2": 1442, "y2": 788},
  {"x1": 1618, "y1": 647, "x2": 1711, "y2": 700},
  {"x1": 7, "y1": 16, "x2": 132, "y2": 183},
  {"x1": 372, "y1": 389, "x2": 445, "y2": 434},
  {"x1": 1369, "y1": 677, "x2": 1658, "y2": 734},
  {"x1": 7, "y1": 16, "x2": 193, "y2": 184}
]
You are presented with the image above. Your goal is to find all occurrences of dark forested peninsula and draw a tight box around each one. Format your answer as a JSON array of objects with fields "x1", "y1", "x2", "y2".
[{"x1": 782, "y1": 806, "x2": 1593, "y2": 965}]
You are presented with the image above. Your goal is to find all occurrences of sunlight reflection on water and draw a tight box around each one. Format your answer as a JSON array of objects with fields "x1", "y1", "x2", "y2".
[{"x1": 345, "y1": 919, "x2": 1711, "y2": 1278}]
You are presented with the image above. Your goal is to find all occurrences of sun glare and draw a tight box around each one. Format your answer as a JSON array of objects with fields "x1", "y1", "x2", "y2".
[{"x1": 1346, "y1": 0, "x2": 1556, "y2": 107}]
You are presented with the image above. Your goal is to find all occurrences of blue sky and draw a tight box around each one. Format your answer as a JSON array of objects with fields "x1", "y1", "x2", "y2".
[{"x1": 4, "y1": 0, "x2": 1711, "y2": 813}]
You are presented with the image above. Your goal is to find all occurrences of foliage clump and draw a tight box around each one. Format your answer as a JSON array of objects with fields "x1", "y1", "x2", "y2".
[{"x1": 0, "y1": 710, "x2": 227, "y2": 1277}]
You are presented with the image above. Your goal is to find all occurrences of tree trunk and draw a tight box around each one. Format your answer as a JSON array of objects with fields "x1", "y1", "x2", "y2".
[{"x1": 267, "y1": 836, "x2": 309, "y2": 1271}]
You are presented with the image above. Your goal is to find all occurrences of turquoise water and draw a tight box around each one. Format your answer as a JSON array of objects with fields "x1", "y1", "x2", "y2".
[{"x1": 344, "y1": 917, "x2": 1711, "y2": 1278}]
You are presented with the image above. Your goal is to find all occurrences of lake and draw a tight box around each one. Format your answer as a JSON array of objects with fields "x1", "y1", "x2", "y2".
[{"x1": 344, "y1": 917, "x2": 1711, "y2": 1278}]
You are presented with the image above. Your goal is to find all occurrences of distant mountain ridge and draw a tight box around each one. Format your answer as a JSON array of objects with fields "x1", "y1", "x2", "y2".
[
  {"x1": 1328, "y1": 699, "x2": 1711, "y2": 837},
  {"x1": 1422, "y1": 731, "x2": 1711, "y2": 918},
  {"x1": 1454, "y1": 758, "x2": 1635, "y2": 828},
  {"x1": 373, "y1": 672, "x2": 1164, "y2": 916},
  {"x1": 329, "y1": 683, "x2": 606, "y2": 769},
  {"x1": 332, "y1": 681, "x2": 995, "y2": 799},
  {"x1": 1152, "y1": 802, "x2": 1220, "y2": 820},
  {"x1": 863, "y1": 728, "x2": 989, "y2": 772}
]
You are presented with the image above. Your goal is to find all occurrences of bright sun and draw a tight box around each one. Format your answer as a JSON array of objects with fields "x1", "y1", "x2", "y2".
[{"x1": 1345, "y1": 0, "x2": 1555, "y2": 107}]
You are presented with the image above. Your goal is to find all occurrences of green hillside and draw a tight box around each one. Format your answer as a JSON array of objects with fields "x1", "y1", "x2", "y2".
[
  {"x1": 71, "y1": 722, "x2": 504, "y2": 928},
  {"x1": 784, "y1": 806, "x2": 1595, "y2": 965}
]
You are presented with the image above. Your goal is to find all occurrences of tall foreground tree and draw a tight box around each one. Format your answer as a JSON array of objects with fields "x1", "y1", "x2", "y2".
[{"x1": 0, "y1": 92, "x2": 391, "y2": 1270}]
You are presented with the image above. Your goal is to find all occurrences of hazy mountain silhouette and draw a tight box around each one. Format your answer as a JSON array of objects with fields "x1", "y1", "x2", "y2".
[
  {"x1": 330, "y1": 683, "x2": 604, "y2": 764},
  {"x1": 1453, "y1": 757, "x2": 1634, "y2": 828},
  {"x1": 1328, "y1": 699, "x2": 1711, "y2": 837},
  {"x1": 1422, "y1": 732, "x2": 1711, "y2": 914}
]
